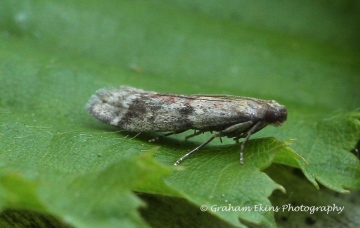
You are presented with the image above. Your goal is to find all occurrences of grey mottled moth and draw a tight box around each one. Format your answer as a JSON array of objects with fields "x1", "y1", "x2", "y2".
[{"x1": 87, "y1": 86, "x2": 287, "y2": 166}]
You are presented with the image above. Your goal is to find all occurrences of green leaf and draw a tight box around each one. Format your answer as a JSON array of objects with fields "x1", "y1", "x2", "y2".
[
  {"x1": 287, "y1": 111, "x2": 360, "y2": 192},
  {"x1": 1, "y1": 0, "x2": 360, "y2": 227}
]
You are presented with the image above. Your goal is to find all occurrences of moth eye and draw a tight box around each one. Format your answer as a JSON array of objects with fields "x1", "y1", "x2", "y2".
[
  {"x1": 265, "y1": 110, "x2": 279, "y2": 123},
  {"x1": 265, "y1": 106, "x2": 287, "y2": 124},
  {"x1": 279, "y1": 107, "x2": 287, "y2": 123}
]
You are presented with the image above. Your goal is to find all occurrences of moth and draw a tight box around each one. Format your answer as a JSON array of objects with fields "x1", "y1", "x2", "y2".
[{"x1": 87, "y1": 86, "x2": 287, "y2": 165}]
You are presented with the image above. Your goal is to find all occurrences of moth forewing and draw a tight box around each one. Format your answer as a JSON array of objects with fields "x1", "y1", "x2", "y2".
[{"x1": 87, "y1": 86, "x2": 287, "y2": 165}]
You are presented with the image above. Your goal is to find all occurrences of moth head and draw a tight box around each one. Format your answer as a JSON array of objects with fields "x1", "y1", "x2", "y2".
[{"x1": 264, "y1": 105, "x2": 287, "y2": 126}]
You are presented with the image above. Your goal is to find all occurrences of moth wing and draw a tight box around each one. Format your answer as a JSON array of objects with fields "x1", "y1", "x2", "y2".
[{"x1": 190, "y1": 94, "x2": 262, "y2": 102}]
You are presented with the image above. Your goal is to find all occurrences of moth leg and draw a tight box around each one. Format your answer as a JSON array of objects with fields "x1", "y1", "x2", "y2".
[
  {"x1": 149, "y1": 130, "x2": 186, "y2": 142},
  {"x1": 175, "y1": 121, "x2": 255, "y2": 166},
  {"x1": 238, "y1": 121, "x2": 262, "y2": 164},
  {"x1": 220, "y1": 121, "x2": 254, "y2": 135},
  {"x1": 185, "y1": 130, "x2": 206, "y2": 140},
  {"x1": 218, "y1": 121, "x2": 262, "y2": 164},
  {"x1": 174, "y1": 133, "x2": 218, "y2": 166}
]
